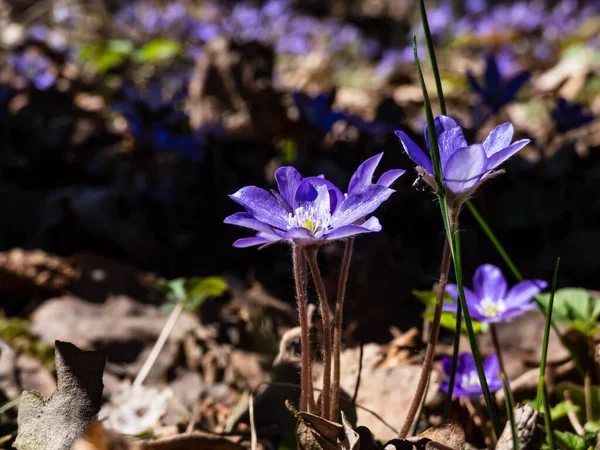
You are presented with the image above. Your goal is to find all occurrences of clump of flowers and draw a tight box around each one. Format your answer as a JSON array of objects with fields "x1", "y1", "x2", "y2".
[
  {"x1": 226, "y1": 153, "x2": 402, "y2": 422},
  {"x1": 440, "y1": 353, "x2": 503, "y2": 398},
  {"x1": 10, "y1": 48, "x2": 58, "y2": 91},
  {"x1": 395, "y1": 115, "x2": 530, "y2": 200},
  {"x1": 444, "y1": 264, "x2": 547, "y2": 323}
]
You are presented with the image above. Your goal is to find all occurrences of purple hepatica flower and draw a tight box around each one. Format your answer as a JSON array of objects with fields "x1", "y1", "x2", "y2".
[
  {"x1": 225, "y1": 153, "x2": 402, "y2": 248},
  {"x1": 551, "y1": 98, "x2": 595, "y2": 133},
  {"x1": 440, "y1": 353, "x2": 503, "y2": 398},
  {"x1": 467, "y1": 54, "x2": 531, "y2": 114},
  {"x1": 444, "y1": 264, "x2": 547, "y2": 323},
  {"x1": 10, "y1": 50, "x2": 57, "y2": 90},
  {"x1": 395, "y1": 115, "x2": 530, "y2": 196}
]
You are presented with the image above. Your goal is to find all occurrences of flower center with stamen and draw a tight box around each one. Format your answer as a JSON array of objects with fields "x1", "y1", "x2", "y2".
[
  {"x1": 476, "y1": 297, "x2": 507, "y2": 319},
  {"x1": 286, "y1": 206, "x2": 332, "y2": 236},
  {"x1": 460, "y1": 371, "x2": 480, "y2": 389}
]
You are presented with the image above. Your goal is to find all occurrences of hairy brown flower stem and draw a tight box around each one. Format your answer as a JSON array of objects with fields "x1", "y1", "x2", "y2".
[
  {"x1": 399, "y1": 212, "x2": 457, "y2": 438},
  {"x1": 292, "y1": 245, "x2": 315, "y2": 412},
  {"x1": 330, "y1": 238, "x2": 354, "y2": 422},
  {"x1": 305, "y1": 245, "x2": 333, "y2": 418}
]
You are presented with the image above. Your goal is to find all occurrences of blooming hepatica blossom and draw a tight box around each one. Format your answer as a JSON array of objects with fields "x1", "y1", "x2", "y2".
[
  {"x1": 551, "y1": 97, "x2": 595, "y2": 133},
  {"x1": 395, "y1": 115, "x2": 530, "y2": 196},
  {"x1": 444, "y1": 264, "x2": 547, "y2": 323},
  {"x1": 467, "y1": 54, "x2": 530, "y2": 114},
  {"x1": 440, "y1": 353, "x2": 503, "y2": 398},
  {"x1": 225, "y1": 153, "x2": 403, "y2": 247},
  {"x1": 10, "y1": 49, "x2": 57, "y2": 90}
]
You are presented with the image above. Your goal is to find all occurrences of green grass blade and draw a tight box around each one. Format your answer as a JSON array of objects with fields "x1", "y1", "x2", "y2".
[
  {"x1": 465, "y1": 201, "x2": 522, "y2": 279},
  {"x1": 412, "y1": 35, "x2": 443, "y2": 193},
  {"x1": 537, "y1": 258, "x2": 560, "y2": 410},
  {"x1": 541, "y1": 376, "x2": 556, "y2": 450},
  {"x1": 502, "y1": 374, "x2": 518, "y2": 450},
  {"x1": 466, "y1": 200, "x2": 585, "y2": 379},
  {"x1": 418, "y1": 0, "x2": 446, "y2": 115}
]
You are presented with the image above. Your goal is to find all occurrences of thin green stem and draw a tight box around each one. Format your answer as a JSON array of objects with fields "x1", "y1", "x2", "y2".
[
  {"x1": 537, "y1": 258, "x2": 560, "y2": 410},
  {"x1": 502, "y1": 374, "x2": 518, "y2": 450},
  {"x1": 541, "y1": 376, "x2": 556, "y2": 450},
  {"x1": 399, "y1": 237, "x2": 453, "y2": 437},
  {"x1": 331, "y1": 237, "x2": 354, "y2": 422},
  {"x1": 305, "y1": 246, "x2": 333, "y2": 418},
  {"x1": 444, "y1": 225, "x2": 462, "y2": 419},
  {"x1": 293, "y1": 245, "x2": 314, "y2": 413}
]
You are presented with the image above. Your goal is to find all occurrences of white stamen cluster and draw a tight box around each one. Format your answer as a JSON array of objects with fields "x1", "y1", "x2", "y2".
[
  {"x1": 460, "y1": 371, "x2": 481, "y2": 389},
  {"x1": 286, "y1": 206, "x2": 332, "y2": 236},
  {"x1": 476, "y1": 297, "x2": 507, "y2": 319}
]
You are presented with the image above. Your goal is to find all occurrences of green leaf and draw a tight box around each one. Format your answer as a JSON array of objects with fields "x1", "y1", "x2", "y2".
[
  {"x1": 133, "y1": 40, "x2": 181, "y2": 63},
  {"x1": 185, "y1": 276, "x2": 228, "y2": 309},
  {"x1": 413, "y1": 290, "x2": 454, "y2": 307},
  {"x1": 554, "y1": 431, "x2": 587, "y2": 450},
  {"x1": 79, "y1": 39, "x2": 133, "y2": 73},
  {"x1": 424, "y1": 311, "x2": 486, "y2": 334},
  {"x1": 547, "y1": 401, "x2": 581, "y2": 421},
  {"x1": 536, "y1": 288, "x2": 600, "y2": 337}
]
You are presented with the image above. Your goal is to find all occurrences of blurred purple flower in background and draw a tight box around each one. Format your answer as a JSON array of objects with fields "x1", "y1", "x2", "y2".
[
  {"x1": 551, "y1": 98, "x2": 595, "y2": 133},
  {"x1": 443, "y1": 264, "x2": 547, "y2": 323},
  {"x1": 395, "y1": 116, "x2": 530, "y2": 195},
  {"x1": 467, "y1": 54, "x2": 531, "y2": 114},
  {"x1": 225, "y1": 153, "x2": 401, "y2": 247},
  {"x1": 293, "y1": 92, "x2": 348, "y2": 132},
  {"x1": 10, "y1": 50, "x2": 57, "y2": 90},
  {"x1": 440, "y1": 353, "x2": 503, "y2": 398}
]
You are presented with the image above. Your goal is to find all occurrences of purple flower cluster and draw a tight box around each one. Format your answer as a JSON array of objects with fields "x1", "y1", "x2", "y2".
[
  {"x1": 440, "y1": 353, "x2": 503, "y2": 398},
  {"x1": 395, "y1": 116, "x2": 530, "y2": 196},
  {"x1": 444, "y1": 264, "x2": 547, "y2": 323},
  {"x1": 225, "y1": 154, "x2": 403, "y2": 247},
  {"x1": 10, "y1": 49, "x2": 57, "y2": 90}
]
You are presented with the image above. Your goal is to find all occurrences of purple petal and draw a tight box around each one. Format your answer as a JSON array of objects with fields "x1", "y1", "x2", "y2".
[
  {"x1": 440, "y1": 356, "x2": 453, "y2": 377},
  {"x1": 224, "y1": 212, "x2": 277, "y2": 234},
  {"x1": 482, "y1": 123, "x2": 514, "y2": 158},
  {"x1": 443, "y1": 143, "x2": 487, "y2": 194},
  {"x1": 282, "y1": 227, "x2": 313, "y2": 239},
  {"x1": 473, "y1": 264, "x2": 507, "y2": 302},
  {"x1": 348, "y1": 153, "x2": 383, "y2": 194},
  {"x1": 485, "y1": 139, "x2": 530, "y2": 171},
  {"x1": 233, "y1": 233, "x2": 282, "y2": 248},
  {"x1": 377, "y1": 169, "x2": 405, "y2": 188},
  {"x1": 444, "y1": 285, "x2": 488, "y2": 322},
  {"x1": 483, "y1": 354, "x2": 500, "y2": 378},
  {"x1": 275, "y1": 166, "x2": 303, "y2": 207},
  {"x1": 294, "y1": 179, "x2": 318, "y2": 210},
  {"x1": 271, "y1": 190, "x2": 293, "y2": 213},
  {"x1": 331, "y1": 185, "x2": 394, "y2": 227},
  {"x1": 505, "y1": 280, "x2": 547, "y2": 308},
  {"x1": 304, "y1": 177, "x2": 345, "y2": 213},
  {"x1": 229, "y1": 186, "x2": 289, "y2": 230},
  {"x1": 457, "y1": 352, "x2": 476, "y2": 374},
  {"x1": 425, "y1": 116, "x2": 468, "y2": 166},
  {"x1": 324, "y1": 216, "x2": 381, "y2": 240},
  {"x1": 395, "y1": 130, "x2": 434, "y2": 174}
]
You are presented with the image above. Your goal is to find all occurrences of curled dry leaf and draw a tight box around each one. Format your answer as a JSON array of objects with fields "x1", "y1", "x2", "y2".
[
  {"x1": 384, "y1": 420, "x2": 465, "y2": 450},
  {"x1": 14, "y1": 341, "x2": 105, "y2": 450}
]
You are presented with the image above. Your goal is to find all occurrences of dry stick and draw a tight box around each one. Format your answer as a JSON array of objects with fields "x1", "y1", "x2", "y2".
[
  {"x1": 292, "y1": 245, "x2": 315, "y2": 412},
  {"x1": 331, "y1": 237, "x2": 355, "y2": 422},
  {"x1": 564, "y1": 390, "x2": 585, "y2": 436},
  {"x1": 399, "y1": 237, "x2": 452, "y2": 438},
  {"x1": 133, "y1": 300, "x2": 185, "y2": 388},
  {"x1": 249, "y1": 395, "x2": 257, "y2": 450},
  {"x1": 305, "y1": 245, "x2": 333, "y2": 419}
]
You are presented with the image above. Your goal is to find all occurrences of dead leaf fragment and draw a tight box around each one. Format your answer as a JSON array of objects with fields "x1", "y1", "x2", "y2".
[{"x1": 14, "y1": 341, "x2": 105, "y2": 450}]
